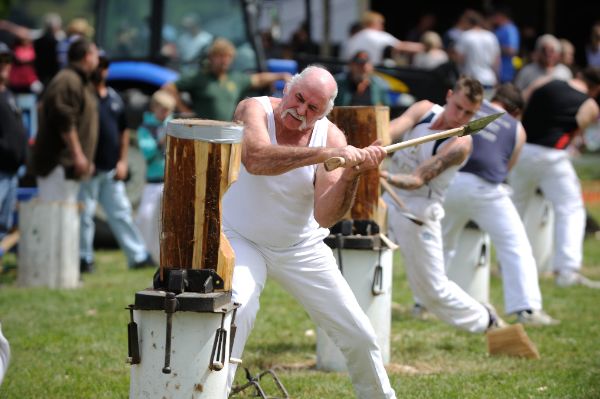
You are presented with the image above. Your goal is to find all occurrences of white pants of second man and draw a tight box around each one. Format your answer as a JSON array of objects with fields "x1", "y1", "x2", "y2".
[
  {"x1": 443, "y1": 172, "x2": 542, "y2": 314},
  {"x1": 225, "y1": 229, "x2": 396, "y2": 399},
  {"x1": 386, "y1": 197, "x2": 490, "y2": 333},
  {"x1": 509, "y1": 143, "x2": 586, "y2": 276}
]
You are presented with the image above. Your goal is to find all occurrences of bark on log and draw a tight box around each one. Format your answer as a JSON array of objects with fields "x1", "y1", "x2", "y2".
[
  {"x1": 160, "y1": 119, "x2": 242, "y2": 291},
  {"x1": 328, "y1": 106, "x2": 390, "y2": 224}
]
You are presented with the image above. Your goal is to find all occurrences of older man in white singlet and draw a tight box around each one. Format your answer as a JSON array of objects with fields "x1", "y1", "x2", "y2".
[{"x1": 222, "y1": 66, "x2": 395, "y2": 399}]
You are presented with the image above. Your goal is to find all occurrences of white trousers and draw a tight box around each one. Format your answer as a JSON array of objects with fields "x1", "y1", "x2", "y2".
[
  {"x1": 134, "y1": 183, "x2": 163, "y2": 263},
  {"x1": 509, "y1": 144, "x2": 585, "y2": 274},
  {"x1": 442, "y1": 172, "x2": 542, "y2": 314},
  {"x1": 36, "y1": 165, "x2": 80, "y2": 204},
  {"x1": 386, "y1": 197, "x2": 489, "y2": 333},
  {"x1": 225, "y1": 229, "x2": 396, "y2": 399}
]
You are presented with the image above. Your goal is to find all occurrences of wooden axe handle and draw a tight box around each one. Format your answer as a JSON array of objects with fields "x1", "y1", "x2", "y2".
[
  {"x1": 324, "y1": 126, "x2": 465, "y2": 172},
  {"x1": 379, "y1": 178, "x2": 424, "y2": 226},
  {"x1": 380, "y1": 178, "x2": 408, "y2": 210}
]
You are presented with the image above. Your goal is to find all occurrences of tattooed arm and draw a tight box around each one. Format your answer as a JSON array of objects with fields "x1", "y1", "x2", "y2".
[{"x1": 382, "y1": 136, "x2": 472, "y2": 190}]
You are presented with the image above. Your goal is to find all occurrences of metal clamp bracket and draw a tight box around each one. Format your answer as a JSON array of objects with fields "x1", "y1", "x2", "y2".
[{"x1": 230, "y1": 367, "x2": 290, "y2": 398}]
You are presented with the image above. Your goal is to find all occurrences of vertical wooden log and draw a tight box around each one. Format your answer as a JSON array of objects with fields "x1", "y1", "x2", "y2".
[
  {"x1": 160, "y1": 119, "x2": 243, "y2": 291},
  {"x1": 328, "y1": 106, "x2": 390, "y2": 223}
]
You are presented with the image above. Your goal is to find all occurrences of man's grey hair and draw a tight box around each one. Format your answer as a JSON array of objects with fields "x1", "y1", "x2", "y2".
[
  {"x1": 535, "y1": 34, "x2": 561, "y2": 52},
  {"x1": 286, "y1": 65, "x2": 338, "y2": 117}
]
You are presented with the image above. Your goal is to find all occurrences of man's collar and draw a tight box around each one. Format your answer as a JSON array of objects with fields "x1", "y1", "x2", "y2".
[{"x1": 68, "y1": 64, "x2": 90, "y2": 82}]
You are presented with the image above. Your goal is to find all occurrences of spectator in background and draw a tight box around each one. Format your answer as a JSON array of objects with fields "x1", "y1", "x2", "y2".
[
  {"x1": 586, "y1": 23, "x2": 600, "y2": 67},
  {"x1": 261, "y1": 30, "x2": 287, "y2": 60},
  {"x1": 431, "y1": 41, "x2": 461, "y2": 92},
  {"x1": 334, "y1": 50, "x2": 389, "y2": 106},
  {"x1": 454, "y1": 10, "x2": 500, "y2": 97},
  {"x1": 518, "y1": 23, "x2": 538, "y2": 66},
  {"x1": 289, "y1": 21, "x2": 319, "y2": 57},
  {"x1": 514, "y1": 34, "x2": 572, "y2": 92},
  {"x1": 57, "y1": 18, "x2": 94, "y2": 69},
  {"x1": 405, "y1": 13, "x2": 437, "y2": 43},
  {"x1": 341, "y1": 11, "x2": 423, "y2": 66},
  {"x1": 162, "y1": 38, "x2": 291, "y2": 121},
  {"x1": 78, "y1": 52, "x2": 155, "y2": 274},
  {"x1": 113, "y1": 24, "x2": 138, "y2": 58},
  {"x1": 443, "y1": 9, "x2": 478, "y2": 50},
  {"x1": 176, "y1": 14, "x2": 213, "y2": 65},
  {"x1": 135, "y1": 90, "x2": 175, "y2": 264},
  {"x1": 559, "y1": 38, "x2": 578, "y2": 75},
  {"x1": 0, "y1": 19, "x2": 30, "y2": 48},
  {"x1": 412, "y1": 31, "x2": 448, "y2": 70},
  {"x1": 0, "y1": 42, "x2": 27, "y2": 243},
  {"x1": 33, "y1": 13, "x2": 63, "y2": 88},
  {"x1": 348, "y1": 21, "x2": 363, "y2": 38},
  {"x1": 29, "y1": 37, "x2": 99, "y2": 204},
  {"x1": 8, "y1": 37, "x2": 41, "y2": 94},
  {"x1": 490, "y1": 6, "x2": 520, "y2": 83}
]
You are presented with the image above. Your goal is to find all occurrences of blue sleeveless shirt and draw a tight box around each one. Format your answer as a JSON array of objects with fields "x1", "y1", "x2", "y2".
[{"x1": 460, "y1": 100, "x2": 518, "y2": 184}]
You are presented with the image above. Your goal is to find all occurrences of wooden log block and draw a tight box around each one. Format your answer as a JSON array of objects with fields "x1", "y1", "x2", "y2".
[
  {"x1": 160, "y1": 119, "x2": 243, "y2": 291},
  {"x1": 328, "y1": 106, "x2": 390, "y2": 224},
  {"x1": 487, "y1": 323, "x2": 540, "y2": 359}
]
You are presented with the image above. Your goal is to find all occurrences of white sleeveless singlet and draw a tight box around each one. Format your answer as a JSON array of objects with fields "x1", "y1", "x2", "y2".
[
  {"x1": 388, "y1": 104, "x2": 467, "y2": 202},
  {"x1": 222, "y1": 96, "x2": 330, "y2": 248}
]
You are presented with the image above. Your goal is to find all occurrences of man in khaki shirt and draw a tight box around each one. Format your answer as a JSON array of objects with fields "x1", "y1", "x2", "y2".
[{"x1": 30, "y1": 37, "x2": 99, "y2": 203}]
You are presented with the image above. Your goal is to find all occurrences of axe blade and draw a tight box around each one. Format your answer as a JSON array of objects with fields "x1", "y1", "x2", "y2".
[{"x1": 461, "y1": 112, "x2": 505, "y2": 136}]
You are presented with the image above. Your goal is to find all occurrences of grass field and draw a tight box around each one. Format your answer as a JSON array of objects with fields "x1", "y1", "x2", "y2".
[{"x1": 0, "y1": 205, "x2": 599, "y2": 398}]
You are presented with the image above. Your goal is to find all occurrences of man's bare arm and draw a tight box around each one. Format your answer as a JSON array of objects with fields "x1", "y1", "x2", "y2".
[
  {"x1": 313, "y1": 128, "x2": 386, "y2": 227},
  {"x1": 576, "y1": 98, "x2": 600, "y2": 131},
  {"x1": 250, "y1": 72, "x2": 292, "y2": 89},
  {"x1": 386, "y1": 136, "x2": 472, "y2": 189},
  {"x1": 115, "y1": 129, "x2": 130, "y2": 180},
  {"x1": 314, "y1": 166, "x2": 361, "y2": 227},
  {"x1": 389, "y1": 100, "x2": 433, "y2": 142},
  {"x1": 507, "y1": 124, "x2": 526, "y2": 171}
]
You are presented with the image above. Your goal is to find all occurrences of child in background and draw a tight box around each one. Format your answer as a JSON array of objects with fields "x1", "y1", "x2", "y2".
[{"x1": 134, "y1": 90, "x2": 176, "y2": 263}]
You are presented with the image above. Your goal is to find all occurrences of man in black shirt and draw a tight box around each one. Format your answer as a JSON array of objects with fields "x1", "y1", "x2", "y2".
[
  {"x1": 78, "y1": 53, "x2": 154, "y2": 273},
  {"x1": 510, "y1": 67, "x2": 600, "y2": 288}
]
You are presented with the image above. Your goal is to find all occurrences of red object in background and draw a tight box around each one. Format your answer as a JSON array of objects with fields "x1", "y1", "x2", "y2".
[{"x1": 9, "y1": 43, "x2": 39, "y2": 92}]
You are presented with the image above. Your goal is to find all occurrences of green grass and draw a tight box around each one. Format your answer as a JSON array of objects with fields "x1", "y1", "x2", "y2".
[{"x1": 1, "y1": 207, "x2": 600, "y2": 398}]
